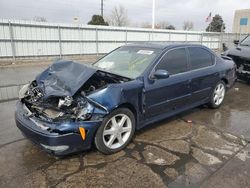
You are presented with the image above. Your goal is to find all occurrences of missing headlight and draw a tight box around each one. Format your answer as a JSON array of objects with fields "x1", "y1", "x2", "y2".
[
  {"x1": 58, "y1": 96, "x2": 73, "y2": 108},
  {"x1": 76, "y1": 102, "x2": 94, "y2": 120},
  {"x1": 19, "y1": 84, "x2": 30, "y2": 99}
]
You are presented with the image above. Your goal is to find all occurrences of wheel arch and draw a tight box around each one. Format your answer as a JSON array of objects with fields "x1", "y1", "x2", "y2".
[
  {"x1": 117, "y1": 103, "x2": 137, "y2": 126},
  {"x1": 221, "y1": 77, "x2": 229, "y2": 87}
]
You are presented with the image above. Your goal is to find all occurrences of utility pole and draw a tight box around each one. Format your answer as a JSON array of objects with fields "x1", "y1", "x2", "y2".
[
  {"x1": 152, "y1": 0, "x2": 155, "y2": 29},
  {"x1": 101, "y1": 0, "x2": 104, "y2": 17}
]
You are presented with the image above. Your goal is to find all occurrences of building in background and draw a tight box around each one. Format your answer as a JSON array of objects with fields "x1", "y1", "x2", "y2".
[{"x1": 233, "y1": 9, "x2": 250, "y2": 34}]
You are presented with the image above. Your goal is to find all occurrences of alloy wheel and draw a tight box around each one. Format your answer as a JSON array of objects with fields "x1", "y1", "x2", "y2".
[
  {"x1": 102, "y1": 114, "x2": 132, "y2": 149},
  {"x1": 213, "y1": 83, "x2": 225, "y2": 106}
]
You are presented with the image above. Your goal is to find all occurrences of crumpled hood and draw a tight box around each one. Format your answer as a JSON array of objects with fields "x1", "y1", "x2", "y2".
[{"x1": 36, "y1": 60, "x2": 97, "y2": 98}]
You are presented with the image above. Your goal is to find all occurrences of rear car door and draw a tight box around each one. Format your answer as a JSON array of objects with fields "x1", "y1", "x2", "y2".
[
  {"x1": 144, "y1": 47, "x2": 192, "y2": 118},
  {"x1": 187, "y1": 47, "x2": 219, "y2": 103}
]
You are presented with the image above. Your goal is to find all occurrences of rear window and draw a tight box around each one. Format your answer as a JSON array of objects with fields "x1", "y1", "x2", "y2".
[{"x1": 188, "y1": 47, "x2": 215, "y2": 70}]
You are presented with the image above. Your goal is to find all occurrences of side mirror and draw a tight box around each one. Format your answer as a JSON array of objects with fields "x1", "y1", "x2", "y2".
[
  {"x1": 233, "y1": 40, "x2": 239, "y2": 45},
  {"x1": 152, "y1": 69, "x2": 170, "y2": 79}
]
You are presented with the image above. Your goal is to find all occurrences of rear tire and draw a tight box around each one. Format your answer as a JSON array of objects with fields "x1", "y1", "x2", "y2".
[
  {"x1": 94, "y1": 108, "x2": 135, "y2": 154},
  {"x1": 208, "y1": 80, "x2": 226, "y2": 109}
]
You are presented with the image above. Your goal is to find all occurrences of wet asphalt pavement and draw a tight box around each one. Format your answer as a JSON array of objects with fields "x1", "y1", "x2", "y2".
[{"x1": 0, "y1": 63, "x2": 250, "y2": 187}]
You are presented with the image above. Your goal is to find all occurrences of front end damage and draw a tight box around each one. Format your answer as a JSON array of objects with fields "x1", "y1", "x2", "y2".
[
  {"x1": 15, "y1": 60, "x2": 131, "y2": 155},
  {"x1": 230, "y1": 56, "x2": 250, "y2": 82}
]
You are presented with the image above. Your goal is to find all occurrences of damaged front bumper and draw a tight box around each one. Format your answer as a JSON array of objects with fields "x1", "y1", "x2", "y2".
[
  {"x1": 237, "y1": 72, "x2": 250, "y2": 82},
  {"x1": 226, "y1": 55, "x2": 250, "y2": 82},
  {"x1": 237, "y1": 64, "x2": 250, "y2": 82},
  {"x1": 15, "y1": 101, "x2": 102, "y2": 155}
]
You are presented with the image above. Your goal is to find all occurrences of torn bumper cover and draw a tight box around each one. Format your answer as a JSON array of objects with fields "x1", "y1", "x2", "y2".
[{"x1": 15, "y1": 101, "x2": 101, "y2": 155}]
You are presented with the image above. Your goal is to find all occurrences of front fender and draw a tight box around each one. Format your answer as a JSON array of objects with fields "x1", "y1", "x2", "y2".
[{"x1": 87, "y1": 80, "x2": 144, "y2": 115}]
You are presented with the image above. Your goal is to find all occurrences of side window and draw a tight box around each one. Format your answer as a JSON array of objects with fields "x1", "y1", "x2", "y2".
[
  {"x1": 156, "y1": 48, "x2": 188, "y2": 75},
  {"x1": 188, "y1": 47, "x2": 215, "y2": 70}
]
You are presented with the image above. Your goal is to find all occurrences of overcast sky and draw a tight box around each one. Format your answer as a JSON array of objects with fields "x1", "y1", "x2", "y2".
[{"x1": 0, "y1": 0, "x2": 250, "y2": 32}]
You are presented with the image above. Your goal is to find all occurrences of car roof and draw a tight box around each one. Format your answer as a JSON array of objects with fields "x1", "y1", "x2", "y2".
[{"x1": 124, "y1": 42, "x2": 206, "y2": 50}]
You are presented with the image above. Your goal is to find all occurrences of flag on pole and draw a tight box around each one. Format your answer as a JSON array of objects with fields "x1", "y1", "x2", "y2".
[{"x1": 206, "y1": 12, "x2": 212, "y2": 22}]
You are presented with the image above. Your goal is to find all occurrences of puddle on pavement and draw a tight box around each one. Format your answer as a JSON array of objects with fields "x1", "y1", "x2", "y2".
[{"x1": 181, "y1": 82, "x2": 250, "y2": 141}]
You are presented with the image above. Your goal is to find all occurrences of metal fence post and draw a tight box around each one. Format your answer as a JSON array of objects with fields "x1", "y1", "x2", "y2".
[
  {"x1": 96, "y1": 27, "x2": 99, "y2": 56},
  {"x1": 125, "y1": 28, "x2": 128, "y2": 44},
  {"x1": 151, "y1": 29, "x2": 154, "y2": 41},
  {"x1": 78, "y1": 26, "x2": 82, "y2": 56},
  {"x1": 8, "y1": 20, "x2": 16, "y2": 61},
  {"x1": 58, "y1": 26, "x2": 62, "y2": 58},
  {"x1": 200, "y1": 33, "x2": 203, "y2": 45},
  {"x1": 220, "y1": 32, "x2": 223, "y2": 51}
]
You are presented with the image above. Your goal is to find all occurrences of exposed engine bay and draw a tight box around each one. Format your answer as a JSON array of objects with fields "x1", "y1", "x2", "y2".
[{"x1": 20, "y1": 70, "x2": 131, "y2": 123}]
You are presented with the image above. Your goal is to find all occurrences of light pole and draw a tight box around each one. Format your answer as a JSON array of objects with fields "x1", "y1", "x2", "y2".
[
  {"x1": 101, "y1": 0, "x2": 104, "y2": 17},
  {"x1": 152, "y1": 0, "x2": 155, "y2": 29}
]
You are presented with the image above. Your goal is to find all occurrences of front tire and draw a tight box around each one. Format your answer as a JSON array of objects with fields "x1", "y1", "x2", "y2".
[
  {"x1": 208, "y1": 80, "x2": 226, "y2": 109},
  {"x1": 94, "y1": 108, "x2": 136, "y2": 154}
]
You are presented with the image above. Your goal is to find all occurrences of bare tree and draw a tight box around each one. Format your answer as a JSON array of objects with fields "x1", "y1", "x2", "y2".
[
  {"x1": 140, "y1": 22, "x2": 152, "y2": 28},
  {"x1": 108, "y1": 5, "x2": 129, "y2": 26},
  {"x1": 183, "y1": 21, "x2": 194, "y2": 31},
  {"x1": 141, "y1": 21, "x2": 175, "y2": 30},
  {"x1": 155, "y1": 21, "x2": 170, "y2": 29},
  {"x1": 33, "y1": 16, "x2": 47, "y2": 22},
  {"x1": 131, "y1": 22, "x2": 141, "y2": 28}
]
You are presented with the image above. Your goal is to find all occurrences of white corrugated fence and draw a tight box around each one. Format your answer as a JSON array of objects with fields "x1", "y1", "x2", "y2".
[{"x1": 0, "y1": 19, "x2": 245, "y2": 60}]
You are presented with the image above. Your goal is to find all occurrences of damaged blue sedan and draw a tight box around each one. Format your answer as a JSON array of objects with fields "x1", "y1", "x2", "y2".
[{"x1": 15, "y1": 43, "x2": 236, "y2": 155}]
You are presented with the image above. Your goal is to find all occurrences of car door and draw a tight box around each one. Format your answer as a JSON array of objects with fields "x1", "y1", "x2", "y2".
[
  {"x1": 143, "y1": 47, "x2": 192, "y2": 118},
  {"x1": 187, "y1": 47, "x2": 219, "y2": 104}
]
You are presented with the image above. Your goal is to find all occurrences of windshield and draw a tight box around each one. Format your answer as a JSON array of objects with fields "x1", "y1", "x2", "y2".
[
  {"x1": 93, "y1": 46, "x2": 161, "y2": 79},
  {"x1": 241, "y1": 35, "x2": 250, "y2": 46}
]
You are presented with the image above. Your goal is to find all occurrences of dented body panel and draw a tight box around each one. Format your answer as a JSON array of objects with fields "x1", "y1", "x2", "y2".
[{"x1": 88, "y1": 80, "x2": 144, "y2": 127}]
